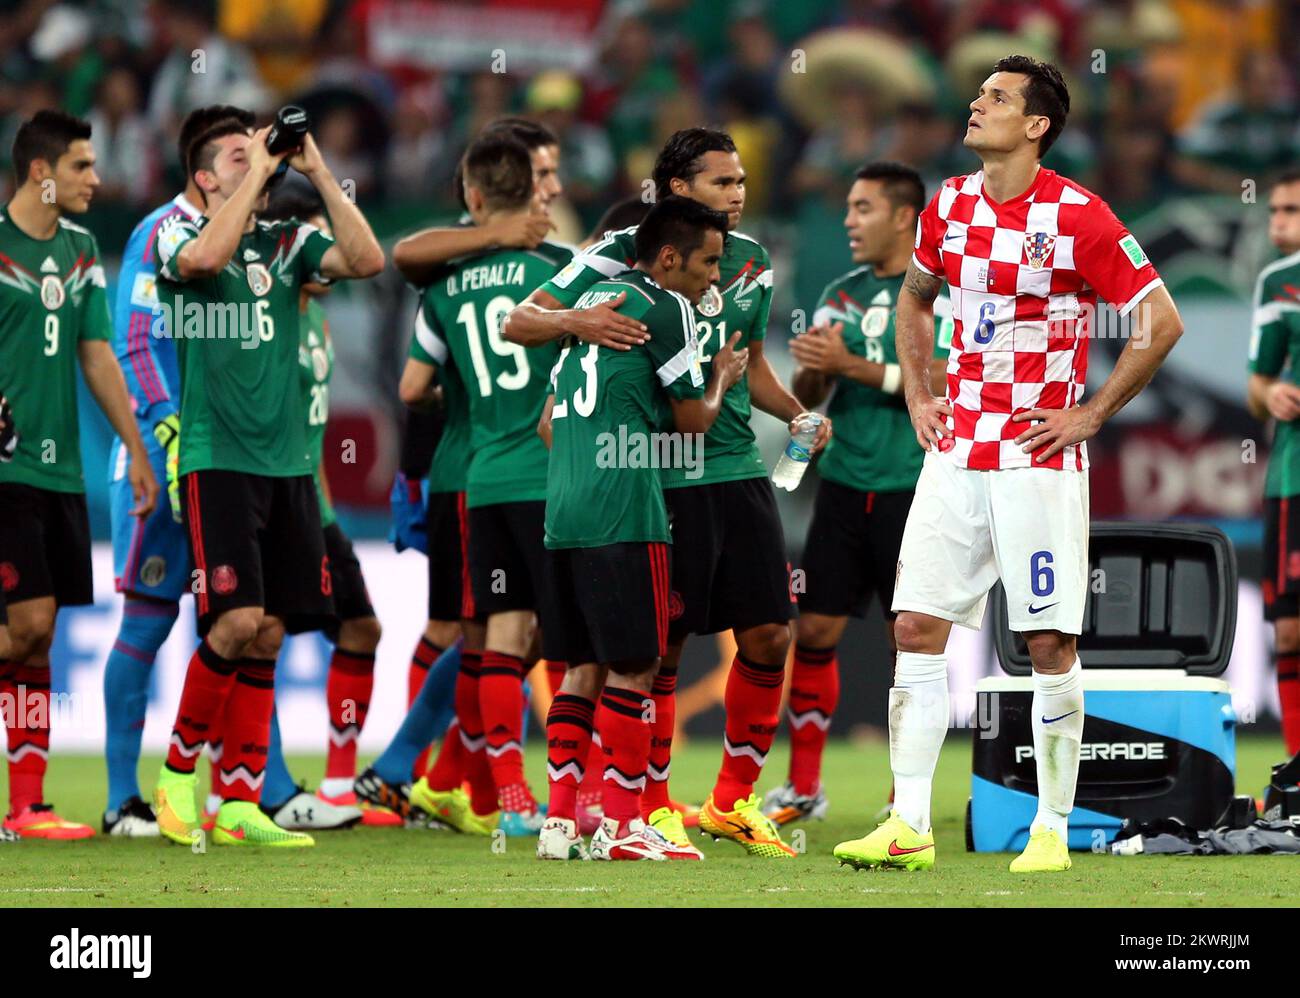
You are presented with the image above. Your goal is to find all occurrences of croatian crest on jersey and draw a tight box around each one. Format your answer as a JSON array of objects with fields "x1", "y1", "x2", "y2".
[
  {"x1": 1024, "y1": 231, "x2": 1056, "y2": 270},
  {"x1": 246, "y1": 262, "x2": 273, "y2": 297},
  {"x1": 40, "y1": 274, "x2": 65, "y2": 309},
  {"x1": 697, "y1": 285, "x2": 723, "y2": 318}
]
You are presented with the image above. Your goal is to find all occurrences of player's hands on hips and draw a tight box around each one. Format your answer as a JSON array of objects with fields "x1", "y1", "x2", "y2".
[
  {"x1": 1012, "y1": 404, "x2": 1101, "y2": 463},
  {"x1": 791, "y1": 410, "x2": 832, "y2": 453},
  {"x1": 908, "y1": 392, "x2": 952, "y2": 451},
  {"x1": 288, "y1": 133, "x2": 327, "y2": 178},
  {"x1": 246, "y1": 125, "x2": 288, "y2": 179},
  {"x1": 1266, "y1": 381, "x2": 1300, "y2": 422},
  {"x1": 494, "y1": 210, "x2": 551, "y2": 250},
  {"x1": 152, "y1": 413, "x2": 182, "y2": 522},
  {"x1": 788, "y1": 321, "x2": 847, "y2": 374},
  {"x1": 569, "y1": 291, "x2": 649, "y2": 351},
  {"x1": 127, "y1": 445, "x2": 160, "y2": 520},
  {"x1": 713, "y1": 331, "x2": 749, "y2": 390}
]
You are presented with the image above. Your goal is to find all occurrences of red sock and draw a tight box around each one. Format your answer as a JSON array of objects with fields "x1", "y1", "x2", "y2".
[
  {"x1": 216, "y1": 659, "x2": 275, "y2": 803},
  {"x1": 5, "y1": 662, "x2": 50, "y2": 814},
  {"x1": 1278, "y1": 652, "x2": 1300, "y2": 755},
  {"x1": 480, "y1": 650, "x2": 532, "y2": 810},
  {"x1": 546, "y1": 692, "x2": 595, "y2": 821},
  {"x1": 597, "y1": 686, "x2": 651, "y2": 824},
  {"x1": 409, "y1": 637, "x2": 442, "y2": 775},
  {"x1": 455, "y1": 651, "x2": 497, "y2": 815},
  {"x1": 713, "y1": 652, "x2": 785, "y2": 808},
  {"x1": 578, "y1": 734, "x2": 604, "y2": 805},
  {"x1": 426, "y1": 718, "x2": 465, "y2": 790},
  {"x1": 545, "y1": 659, "x2": 565, "y2": 697},
  {"x1": 325, "y1": 647, "x2": 375, "y2": 780},
  {"x1": 166, "y1": 640, "x2": 238, "y2": 774},
  {"x1": 787, "y1": 644, "x2": 839, "y2": 795},
  {"x1": 639, "y1": 665, "x2": 677, "y2": 819}
]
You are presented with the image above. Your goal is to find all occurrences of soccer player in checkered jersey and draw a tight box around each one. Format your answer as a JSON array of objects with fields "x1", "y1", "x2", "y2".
[
  {"x1": 833, "y1": 55, "x2": 1184, "y2": 873},
  {"x1": 1246, "y1": 169, "x2": 1300, "y2": 757}
]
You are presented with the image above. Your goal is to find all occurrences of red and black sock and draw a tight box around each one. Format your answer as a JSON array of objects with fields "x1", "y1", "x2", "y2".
[
  {"x1": 5, "y1": 661, "x2": 50, "y2": 814},
  {"x1": 639, "y1": 664, "x2": 677, "y2": 820},
  {"x1": 325, "y1": 647, "x2": 375, "y2": 780},
  {"x1": 165, "y1": 640, "x2": 238, "y2": 774},
  {"x1": 787, "y1": 644, "x2": 839, "y2": 796},
  {"x1": 454, "y1": 651, "x2": 497, "y2": 816},
  {"x1": 546, "y1": 692, "x2": 595, "y2": 821},
  {"x1": 713, "y1": 652, "x2": 785, "y2": 809},
  {"x1": 409, "y1": 637, "x2": 443, "y2": 775},
  {"x1": 1278, "y1": 652, "x2": 1300, "y2": 755},
  {"x1": 425, "y1": 718, "x2": 465, "y2": 790},
  {"x1": 545, "y1": 659, "x2": 565, "y2": 697},
  {"x1": 480, "y1": 650, "x2": 533, "y2": 811},
  {"x1": 596, "y1": 686, "x2": 651, "y2": 824},
  {"x1": 216, "y1": 659, "x2": 275, "y2": 803}
]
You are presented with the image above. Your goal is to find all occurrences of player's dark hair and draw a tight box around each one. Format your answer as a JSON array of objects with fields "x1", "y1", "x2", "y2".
[
  {"x1": 854, "y1": 161, "x2": 926, "y2": 216},
  {"x1": 452, "y1": 117, "x2": 558, "y2": 207},
  {"x1": 12, "y1": 110, "x2": 91, "y2": 185},
  {"x1": 178, "y1": 104, "x2": 254, "y2": 171},
  {"x1": 187, "y1": 118, "x2": 254, "y2": 184},
  {"x1": 634, "y1": 195, "x2": 728, "y2": 265},
  {"x1": 586, "y1": 195, "x2": 653, "y2": 244},
  {"x1": 260, "y1": 183, "x2": 326, "y2": 225},
  {"x1": 652, "y1": 127, "x2": 737, "y2": 200},
  {"x1": 461, "y1": 131, "x2": 534, "y2": 212},
  {"x1": 1275, "y1": 168, "x2": 1300, "y2": 188},
  {"x1": 992, "y1": 54, "x2": 1070, "y2": 158}
]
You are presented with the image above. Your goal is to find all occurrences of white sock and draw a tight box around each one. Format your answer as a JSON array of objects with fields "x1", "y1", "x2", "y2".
[
  {"x1": 319, "y1": 776, "x2": 353, "y2": 798},
  {"x1": 1031, "y1": 657, "x2": 1084, "y2": 840},
  {"x1": 889, "y1": 651, "x2": 949, "y2": 834},
  {"x1": 205, "y1": 792, "x2": 222, "y2": 814}
]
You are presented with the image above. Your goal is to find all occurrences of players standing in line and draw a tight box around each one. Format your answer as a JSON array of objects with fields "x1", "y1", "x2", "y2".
[
  {"x1": 393, "y1": 132, "x2": 573, "y2": 834},
  {"x1": 834, "y1": 56, "x2": 1184, "y2": 873},
  {"x1": 150, "y1": 118, "x2": 383, "y2": 848},
  {"x1": 763, "y1": 162, "x2": 951, "y2": 826},
  {"x1": 102, "y1": 104, "x2": 254, "y2": 838},
  {"x1": 507, "y1": 128, "x2": 829, "y2": 859},
  {"x1": 1246, "y1": 169, "x2": 1300, "y2": 757},
  {"x1": 537, "y1": 196, "x2": 748, "y2": 861},
  {"x1": 0, "y1": 111, "x2": 159, "y2": 839}
]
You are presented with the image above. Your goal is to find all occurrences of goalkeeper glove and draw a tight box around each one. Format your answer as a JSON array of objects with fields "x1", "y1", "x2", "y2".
[
  {"x1": 152, "y1": 413, "x2": 182, "y2": 523},
  {"x1": 388, "y1": 472, "x2": 429, "y2": 554}
]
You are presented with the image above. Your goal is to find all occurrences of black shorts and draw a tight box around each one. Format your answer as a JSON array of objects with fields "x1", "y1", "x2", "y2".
[
  {"x1": 467, "y1": 500, "x2": 549, "y2": 617},
  {"x1": 426, "y1": 489, "x2": 470, "y2": 622},
  {"x1": 799, "y1": 481, "x2": 913, "y2": 618},
  {"x1": 1264, "y1": 495, "x2": 1300, "y2": 621},
  {"x1": 0, "y1": 483, "x2": 93, "y2": 608},
  {"x1": 182, "y1": 470, "x2": 331, "y2": 636},
  {"x1": 542, "y1": 541, "x2": 671, "y2": 665},
  {"x1": 665, "y1": 476, "x2": 793, "y2": 642},
  {"x1": 324, "y1": 522, "x2": 374, "y2": 639}
]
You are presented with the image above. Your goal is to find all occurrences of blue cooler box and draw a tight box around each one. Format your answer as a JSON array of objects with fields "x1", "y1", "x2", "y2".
[{"x1": 968, "y1": 523, "x2": 1238, "y2": 853}]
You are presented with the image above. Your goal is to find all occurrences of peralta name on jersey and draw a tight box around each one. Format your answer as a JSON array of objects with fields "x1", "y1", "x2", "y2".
[{"x1": 447, "y1": 260, "x2": 530, "y2": 296}]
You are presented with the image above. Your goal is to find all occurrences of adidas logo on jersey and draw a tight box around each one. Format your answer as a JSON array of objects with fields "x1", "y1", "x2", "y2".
[{"x1": 40, "y1": 256, "x2": 58, "y2": 274}]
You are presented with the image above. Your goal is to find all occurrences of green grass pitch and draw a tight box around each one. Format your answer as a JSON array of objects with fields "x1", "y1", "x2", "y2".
[{"x1": 2, "y1": 734, "x2": 1294, "y2": 908}]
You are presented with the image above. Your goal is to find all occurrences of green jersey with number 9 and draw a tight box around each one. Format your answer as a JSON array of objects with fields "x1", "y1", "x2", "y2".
[
  {"x1": 299, "y1": 297, "x2": 335, "y2": 526},
  {"x1": 809, "y1": 266, "x2": 953, "y2": 492},
  {"x1": 154, "y1": 213, "x2": 334, "y2": 478},
  {"x1": 0, "y1": 207, "x2": 111, "y2": 492},
  {"x1": 410, "y1": 241, "x2": 572, "y2": 508}
]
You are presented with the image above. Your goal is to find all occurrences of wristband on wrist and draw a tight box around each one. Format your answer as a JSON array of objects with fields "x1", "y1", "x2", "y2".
[{"x1": 881, "y1": 363, "x2": 903, "y2": 395}]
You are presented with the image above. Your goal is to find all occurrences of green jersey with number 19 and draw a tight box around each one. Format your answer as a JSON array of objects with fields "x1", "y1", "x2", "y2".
[
  {"x1": 299, "y1": 297, "x2": 335, "y2": 526},
  {"x1": 810, "y1": 267, "x2": 953, "y2": 493},
  {"x1": 1249, "y1": 249, "x2": 1300, "y2": 498},
  {"x1": 154, "y1": 213, "x2": 334, "y2": 478},
  {"x1": 0, "y1": 207, "x2": 111, "y2": 493},
  {"x1": 411, "y1": 241, "x2": 572, "y2": 508},
  {"x1": 541, "y1": 225, "x2": 772, "y2": 488},
  {"x1": 545, "y1": 269, "x2": 706, "y2": 549}
]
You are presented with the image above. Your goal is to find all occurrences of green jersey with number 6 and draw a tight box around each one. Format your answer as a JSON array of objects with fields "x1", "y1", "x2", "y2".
[
  {"x1": 299, "y1": 297, "x2": 336, "y2": 526},
  {"x1": 546, "y1": 269, "x2": 706, "y2": 549},
  {"x1": 541, "y1": 225, "x2": 772, "y2": 488},
  {"x1": 809, "y1": 267, "x2": 953, "y2": 493},
  {"x1": 0, "y1": 207, "x2": 111, "y2": 492},
  {"x1": 411, "y1": 241, "x2": 572, "y2": 508},
  {"x1": 1248, "y1": 249, "x2": 1300, "y2": 498},
  {"x1": 154, "y1": 213, "x2": 333, "y2": 478}
]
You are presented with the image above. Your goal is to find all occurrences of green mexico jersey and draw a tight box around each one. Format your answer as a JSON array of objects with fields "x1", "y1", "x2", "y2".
[
  {"x1": 1248, "y1": 249, "x2": 1300, "y2": 497},
  {"x1": 810, "y1": 267, "x2": 954, "y2": 493},
  {"x1": 545, "y1": 269, "x2": 706, "y2": 549},
  {"x1": 412, "y1": 242, "x2": 571, "y2": 508},
  {"x1": 154, "y1": 213, "x2": 333, "y2": 477},
  {"x1": 0, "y1": 207, "x2": 111, "y2": 493},
  {"x1": 299, "y1": 297, "x2": 335, "y2": 526},
  {"x1": 542, "y1": 224, "x2": 773, "y2": 488}
]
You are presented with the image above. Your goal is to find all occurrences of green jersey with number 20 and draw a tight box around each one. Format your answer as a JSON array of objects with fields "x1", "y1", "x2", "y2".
[
  {"x1": 299, "y1": 297, "x2": 335, "y2": 526},
  {"x1": 541, "y1": 225, "x2": 772, "y2": 488}
]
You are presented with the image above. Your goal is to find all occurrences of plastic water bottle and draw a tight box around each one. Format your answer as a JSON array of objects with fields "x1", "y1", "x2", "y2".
[{"x1": 771, "y1": 413, "x2": 823, "y2": 491}]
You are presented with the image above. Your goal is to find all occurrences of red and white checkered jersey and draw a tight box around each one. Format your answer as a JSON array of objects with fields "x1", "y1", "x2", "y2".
[{"x1": 913, "y1": 167, "x2": 1163, "y2": 470}]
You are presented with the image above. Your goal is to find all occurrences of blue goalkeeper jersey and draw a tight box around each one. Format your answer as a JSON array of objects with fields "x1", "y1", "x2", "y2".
[{"x1": 113, "y1": 193, "x2": 201, "y2": 422}]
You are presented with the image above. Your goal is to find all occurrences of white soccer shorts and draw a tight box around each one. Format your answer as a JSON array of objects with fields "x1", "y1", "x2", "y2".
[{"x1": 891, "y1": 449, "x2": 1089, "y2": 634}]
